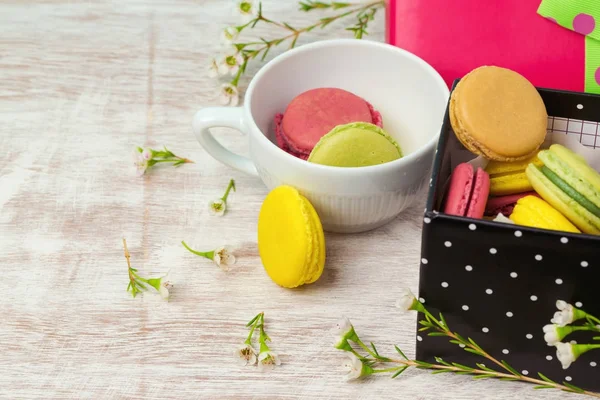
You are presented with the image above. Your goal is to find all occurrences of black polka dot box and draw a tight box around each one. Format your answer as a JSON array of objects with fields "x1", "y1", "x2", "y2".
[{"x1": 418, "y1": 83, "x2": 600, "y2": 391}]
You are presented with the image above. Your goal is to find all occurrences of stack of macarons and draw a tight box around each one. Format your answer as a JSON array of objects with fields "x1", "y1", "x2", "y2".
[
  {"x1": 443, "y1": 65, "x2": 600, "y2": 235},
  {"x1": 274, "y1": 88, "x2": 402, "y2": 167}
]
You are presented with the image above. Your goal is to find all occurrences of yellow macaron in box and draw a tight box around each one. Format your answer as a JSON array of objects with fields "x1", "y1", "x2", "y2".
[{"x1": 258, "y1": 185, "x2": 326, "y2": 288}]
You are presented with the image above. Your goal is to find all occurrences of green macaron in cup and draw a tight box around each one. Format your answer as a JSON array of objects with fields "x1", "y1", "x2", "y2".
[
  {"x1": 526, "y1": 144, "x2": 600, "y2": 235},
  {"x1": 307, "y1": 122, "x2": 403, "y2": 167}
]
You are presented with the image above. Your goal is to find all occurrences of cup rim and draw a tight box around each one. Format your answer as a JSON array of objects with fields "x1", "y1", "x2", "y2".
[{"x1": 244, "y1": 38, "x2": 450, "y2": 176}]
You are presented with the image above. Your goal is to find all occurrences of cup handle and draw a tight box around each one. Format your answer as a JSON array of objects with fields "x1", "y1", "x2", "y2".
[{"x1": 192, "y1": 106, "x2": 258, "y2": 176}]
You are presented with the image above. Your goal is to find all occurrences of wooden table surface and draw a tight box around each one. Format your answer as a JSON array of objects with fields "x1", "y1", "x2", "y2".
[{"x1": 0, "y1": 1, "x2": 580, "y2": 399}]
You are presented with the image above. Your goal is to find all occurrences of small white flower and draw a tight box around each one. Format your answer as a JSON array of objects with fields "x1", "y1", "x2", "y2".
[
  {"x1": 257, "y1": 351, "x2": 281, "y2": 371},
  {"x1": 396, "y1": 288, "x2": 418, "y2": 312},
  {"x1": 336, "y1": 317, "x2": 354, "y2": 337},
  {"x1": 235, "y1": 0, "x2": 258, "y2": 23},
  {"x1": 556, "y1": 300, "x2": 569, "y2": 310},
  {"x1": 209, "y1": 198, "x2": 226, "y2": 216},
  {"x1": 208, "y1": 58, "x2": 220, "y2": 78},
  {"x1": 555, "y1": 342, "x2": 576, "y2": 370},
  {"x1": 218, "y1": 48, "x2": 244, "y2": 77},
  {"x1": 213, "y1": 246, "x2": 236, "y2": 269},
  {"x1": 133, "y1": 148, "x2": 149, "y2": 176},
  {"x1": 551, "y1": 310, "x2": 574, "y2": 327},
  {"x1": 344, "y1": 353, "x2": 365, "y2": 381},
  {"x1": 219, "y1": 83, "x2": 239, "y2": 106},
  {"x1": 551, "y1": 300, "x2": 576, "y2": 327},
  {"x1": 235, "y1": 343, "x2": 257, "y2": 366},
  {"x1": 159, "y1": 279, "x2": 173, "y2": 300},
  {"x1": 333, "y1": 317, "x2": 357, "y2": 349},
  {"x1": 141, "y1": 148, "x2": 152, "y2": 160},
  {"x1": 145, "y1": 272, "x2": 172, "y2": 300},
  {"x1": 493, "y1": 213, "x2": 514, "y2": 224},
  {"x1": 543, "y1": 324, "x2": 561, "y2": 346},
  {"x1": 221, "y1": 26, "x2": 239, "y2": 45}
]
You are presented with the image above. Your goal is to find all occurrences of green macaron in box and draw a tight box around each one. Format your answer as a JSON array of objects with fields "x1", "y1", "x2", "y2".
[{"x1": 418, "y1": 82, "x2": 600, "y2": 392}]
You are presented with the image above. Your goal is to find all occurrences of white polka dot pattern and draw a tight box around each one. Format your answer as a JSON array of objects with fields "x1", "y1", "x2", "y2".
[{"x1": 416, "y1": 199, "x2": 600, "y2": 390}]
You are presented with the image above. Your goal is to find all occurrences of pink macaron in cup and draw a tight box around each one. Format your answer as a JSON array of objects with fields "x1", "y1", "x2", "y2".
[
  {"x1": 192, "y1": 39, "x2": 449, "y2": 233},
  {"x1": 274, "y1": 88, "x2": 383, "y2": 160}
]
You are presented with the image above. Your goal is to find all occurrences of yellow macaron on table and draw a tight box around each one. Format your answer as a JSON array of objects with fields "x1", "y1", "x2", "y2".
[{"x1": 257, "y1": 185, "x2": 326, "y2": 288}]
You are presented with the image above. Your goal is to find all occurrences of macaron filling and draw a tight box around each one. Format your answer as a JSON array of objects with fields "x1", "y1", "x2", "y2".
[{"x1": 540, "y1": 166, "x2": 600, "y2": 219}]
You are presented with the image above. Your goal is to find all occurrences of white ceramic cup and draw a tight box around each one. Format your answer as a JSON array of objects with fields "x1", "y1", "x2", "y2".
[{"x1": 193, "y1": 39, "x2": 449, "y2": 233}]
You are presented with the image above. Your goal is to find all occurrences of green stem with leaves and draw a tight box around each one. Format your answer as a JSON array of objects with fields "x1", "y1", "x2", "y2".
[
  {"x1": 339, "y1": 301, "x2": 600, "y2": 398},
  {"x1": 229, "y1": 0, "x2": 385, "y2": 87},
  {"x1": 220, "y1": 179, "x2": 236, "y2": 202},
  {"x1": 181, "y1": 241, "x2": 214, "y2": 260},
  {"x1": 124, "y1": 238, "x2": 147, "y2": 297},
  {"x1": 140, "y1": 146, "x2": 194, "y2": 167},
  {"x1": 245, "y1": 312, "x2": 263, "y2": 345},
  {"x1": 586, "y1": 314, "x2": 600, "y2": 326},
  {"x1": 377, "y1": 356, "x2": 600, "y2": 397},
  {"x1": 257, "y1": 313, "x2": 272, "y2": 353}
]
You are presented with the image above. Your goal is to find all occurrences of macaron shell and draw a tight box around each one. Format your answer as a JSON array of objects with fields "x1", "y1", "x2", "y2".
[
  {"x1": 258, "y1": 186, "x2": 326, "y2": 288},
  {"x1": 485, "y1": 191, "x2": 539, "y2": 216},
  {"x1": 549, "y1": 144, "x2": 598, "y2": 183},
  {"x1": 301, "y1": 196, "x2": 326, "y2": 284},
  {"x1": 526, "y1": 165, "x2": 600, "y2": 234},
  {"x1": 540, "y1": 145, "x2": 600, "y2": 209},
  {"x1": 466, "y1": 167, "x2": 490, "y2": 218},
  {"x1": 443, "y1": 163, "x2": 474, "y2": 216},
  {"x1": 510, "y1": 195, "x2": 580, "y2": 233},
  {"x1": 451, "y1": 66, "x2": 547, "y2": 161},
  {"x1": 307, "y1": 122, "x2": 402, "y2": 167},
  {"x1": 281, "y1": 88, "x2": 378, "y2": 153},
  {"x1": 488, "y1": 171, "x2": 532, "y2": 196},
  {"x1": 485, "y1": 153, "x2": 543, "y2": 196},
  {"x1": 274, "y1": 113, "x2": 309, "y2": 160}
]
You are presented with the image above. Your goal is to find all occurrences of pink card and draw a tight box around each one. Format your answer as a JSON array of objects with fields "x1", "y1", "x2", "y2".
[{"x1": 386, "y1": 0, "x2": 584, "y2": 91}]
